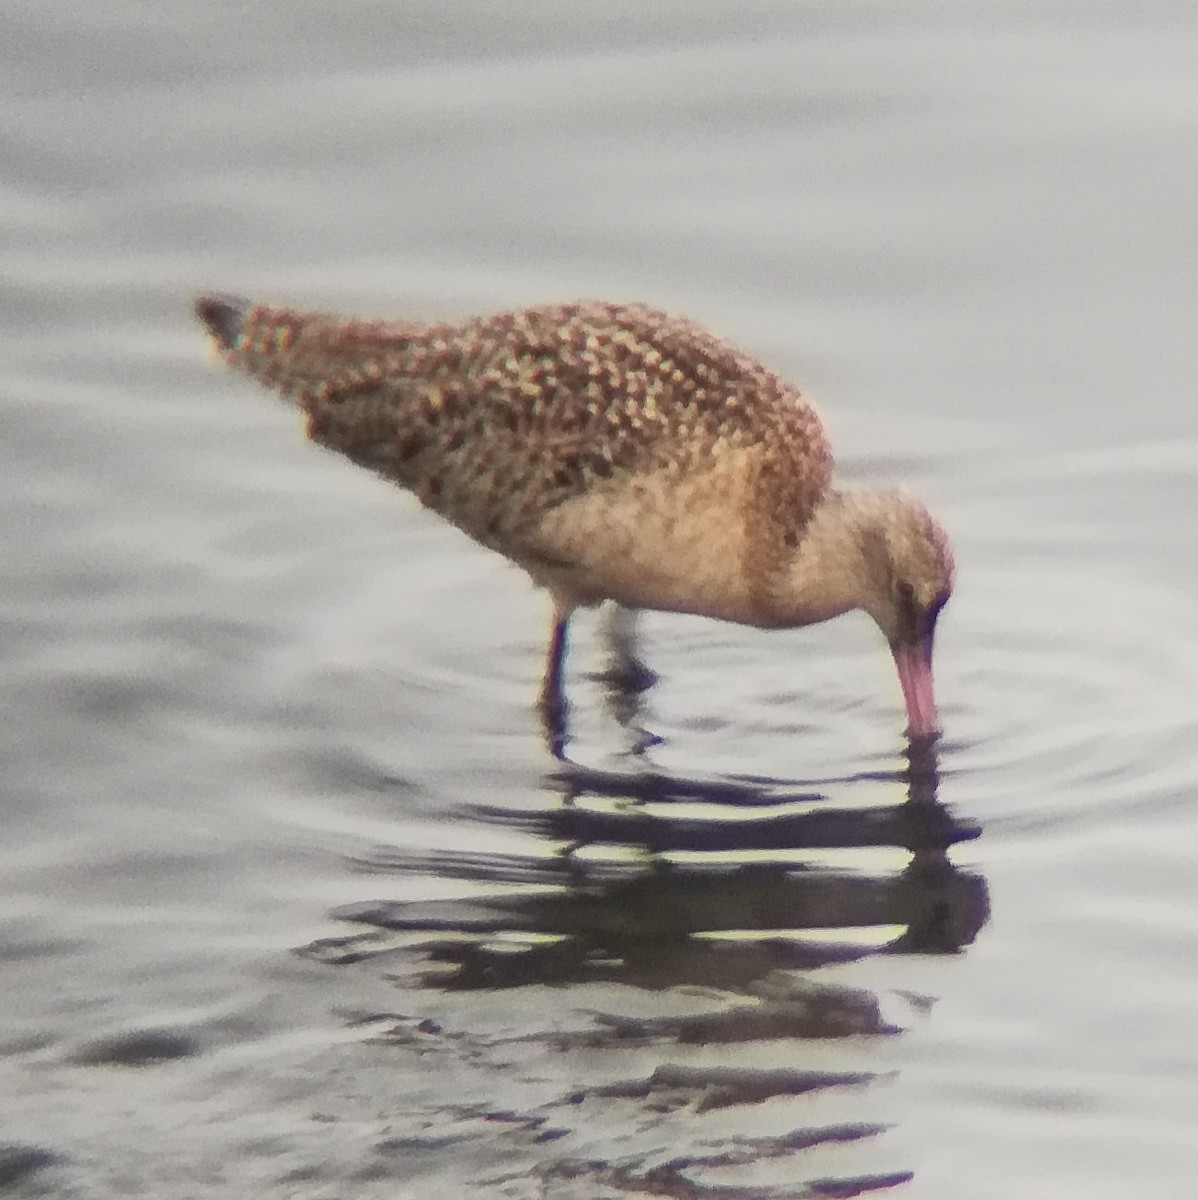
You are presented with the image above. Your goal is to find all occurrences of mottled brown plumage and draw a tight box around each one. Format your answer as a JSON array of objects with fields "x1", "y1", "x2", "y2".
[{"x1": 195, "y1": 294, "x2": 954, "y2": 740}]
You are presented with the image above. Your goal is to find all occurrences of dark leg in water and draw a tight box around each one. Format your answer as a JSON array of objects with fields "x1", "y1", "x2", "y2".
[
  {"x1": 601, "y1": 605, "x2": 662, "y2": 755},
  {"x1": 539, "y1": 611, "x2": 571, "y2": 759},
  {"x1": 602, "y1": 605, "x2": 659, "y2": 695}
]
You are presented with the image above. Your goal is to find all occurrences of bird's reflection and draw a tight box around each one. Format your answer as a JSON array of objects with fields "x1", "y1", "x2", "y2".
[
  {"x1": 303, "y1": 655, "x2": 987, "y2": 1198},
  {"x1": 327, "y1": 736, "x2": 985, "y2": 996}
]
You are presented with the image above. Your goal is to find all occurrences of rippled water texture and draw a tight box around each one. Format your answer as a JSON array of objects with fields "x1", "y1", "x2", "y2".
[{"x1": 4, "y1": 3, "x2": 1198, "y2": 1197}]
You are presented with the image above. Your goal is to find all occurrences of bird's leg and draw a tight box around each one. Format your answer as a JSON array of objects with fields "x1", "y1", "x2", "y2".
[
  {"x1": 600, "y1": 605, "x2": 662, "y2": 756},
  {"x1": 539, "y1": 604, "x2": 572, "y2": 760},
  {"x1": 602, "y1": 605, "x2": 658, "y2": 695}
]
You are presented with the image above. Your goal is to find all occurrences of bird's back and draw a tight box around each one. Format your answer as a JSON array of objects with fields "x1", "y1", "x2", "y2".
[{"x1": 197, "y1": 297, "x2": 834, "y2": 618}]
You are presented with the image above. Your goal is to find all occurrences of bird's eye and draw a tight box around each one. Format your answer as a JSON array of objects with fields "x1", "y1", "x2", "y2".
[
  {"x1": 923, "y1": 588, "x2": 950, "y2": 638},
  {"x1": 894, "y1": 581, "x2": 918, "y2": 641}
]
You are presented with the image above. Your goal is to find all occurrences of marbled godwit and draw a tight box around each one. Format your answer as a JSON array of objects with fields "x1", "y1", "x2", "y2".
[{"x1": 195, "y1": 295, "x2": 954, "y2": 739}]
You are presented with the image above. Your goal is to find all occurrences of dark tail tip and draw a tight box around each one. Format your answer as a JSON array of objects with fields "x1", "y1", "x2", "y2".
[{"x1": 194, "y1": 293, "x2": 250, "y2": 351}]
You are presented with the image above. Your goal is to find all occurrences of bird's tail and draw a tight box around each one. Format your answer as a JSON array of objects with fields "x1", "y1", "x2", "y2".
[
  {"x1": 194, "y1": 293, "x2": 423, "y2": 407},
  {"x1": 195, "y1": 293, "x2": 252, "y2": 354}
]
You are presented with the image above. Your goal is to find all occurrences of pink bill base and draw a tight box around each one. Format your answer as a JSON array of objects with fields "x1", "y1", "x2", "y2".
[{"x1": 891, "y1": 641, "x2": 938, "y2": 738}]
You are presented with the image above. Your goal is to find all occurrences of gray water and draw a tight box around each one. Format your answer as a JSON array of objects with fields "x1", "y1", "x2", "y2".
[{"x1": 4, "y1": 2, "x2": 1198, "y2": 1197}]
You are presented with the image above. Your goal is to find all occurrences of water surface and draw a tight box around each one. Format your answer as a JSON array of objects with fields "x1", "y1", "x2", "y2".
[{"x1": 3, "y1": 2, "x2": 1198, "y2": 1197}]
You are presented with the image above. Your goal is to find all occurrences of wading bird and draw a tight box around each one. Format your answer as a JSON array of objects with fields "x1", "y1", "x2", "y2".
[{"x1": 196, "y1": 295, "x2": 953, "y2": 742}]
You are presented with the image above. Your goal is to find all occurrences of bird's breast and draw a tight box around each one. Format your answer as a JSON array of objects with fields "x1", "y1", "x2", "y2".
[{"x1": 521, "y1": 447, "x2": 770, "y2": 624}]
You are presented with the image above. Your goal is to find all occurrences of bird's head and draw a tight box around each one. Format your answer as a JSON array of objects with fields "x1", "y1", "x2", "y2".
[
  {"x1": 774, "y1": 486, "x2": 954, "y2": 737},
  {"x1": 853, "y1": 492, "x2": 954, "y2": 738}
]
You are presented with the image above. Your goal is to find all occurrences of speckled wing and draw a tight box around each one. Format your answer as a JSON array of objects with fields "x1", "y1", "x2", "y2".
[{"x1": 197, "y1": 296, "x2": 833, "y2": 608}]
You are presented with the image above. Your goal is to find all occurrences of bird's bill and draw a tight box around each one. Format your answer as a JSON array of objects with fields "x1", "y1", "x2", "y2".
[{"x1": 891, "y1": 639, "x2": 938, "y2": 738}]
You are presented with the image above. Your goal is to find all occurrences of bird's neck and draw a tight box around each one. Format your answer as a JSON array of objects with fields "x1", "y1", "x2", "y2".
[{"x1": 761, "y1": 489, "x2": 879, "y2": 628}]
